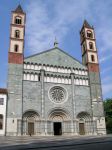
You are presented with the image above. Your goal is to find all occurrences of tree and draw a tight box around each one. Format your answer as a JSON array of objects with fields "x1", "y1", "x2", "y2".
[{"x1": 103, "y1": 98, "x2": 112, "y2": 134}]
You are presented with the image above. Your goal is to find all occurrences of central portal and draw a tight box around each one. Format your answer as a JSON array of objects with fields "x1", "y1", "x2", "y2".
[{"x1": 53, "y1": 122, "x2": 62, "y2": 135}]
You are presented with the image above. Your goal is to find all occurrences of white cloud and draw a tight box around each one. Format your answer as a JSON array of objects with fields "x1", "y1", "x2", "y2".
[
  {"x1": 24, "y1": 0, "x2": 112, "y2": 99},
  {"x1": 101, "y1": 67, "x2": 112, "y2": 74},
  {"x1": 25, "y1": 0, "x2": 92, "y2": 53},
  {"x1": 25, "y1": 0, "x2": 112, "y2": 55},
  {"x1": 99, "y1": 54, "x2": 112, "y2": 63},
  {"x1": 97, "y1": 27, "x2": 112, "y2": 53}
]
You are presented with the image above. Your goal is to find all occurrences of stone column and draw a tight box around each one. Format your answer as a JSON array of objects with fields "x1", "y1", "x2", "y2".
[
  {"x1": 23, "y1": 119, "x2": 27, "y2": 135},
  {"x1": 35, "y1": 120, "x2": 38, "y2": 135},
  {"x1": 40, "y1": 69, "x2": 45, "y2": 118},
  {"x1": 70, "y1": 73, "x2": 77, "y2": 134},
  {"x1": 17, "y1": 119, "x2": 21, "y2": 135},
  {"x1": 45, "y1": 120, "x2": 47, "y2": 135},
  {"x1": 40, "y1": 69, "x2": 46, "y2": 135}
]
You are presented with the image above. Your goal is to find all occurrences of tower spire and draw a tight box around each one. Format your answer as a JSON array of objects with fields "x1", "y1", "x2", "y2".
[
  {"x1": 83, "y1": 20, "x2": 92, "y2": 28},
  {"x1": 14, "y1": 4, "x2": 24, "y2": 13}
]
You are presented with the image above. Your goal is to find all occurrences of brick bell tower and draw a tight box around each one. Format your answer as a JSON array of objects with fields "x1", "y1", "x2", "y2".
[
  {"x1": 8, "y1": 4, "x2": 25, "y2": 63},
  {"x1": 7, "y1": 5, "x2": 26, "y2": 136},
  {"x1": 80, "y1": 20, "x2": 106, "y2": 135}
]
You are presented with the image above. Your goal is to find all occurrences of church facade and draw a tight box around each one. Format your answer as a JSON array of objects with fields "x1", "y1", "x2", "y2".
[{"x1": 6, "y1": 5, "x2": 106, "y2": 136}]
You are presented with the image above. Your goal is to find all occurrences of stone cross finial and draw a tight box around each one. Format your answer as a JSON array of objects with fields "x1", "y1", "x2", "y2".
[{"x1": 54, "y1": 37, "x2": 58, "y2": 48}]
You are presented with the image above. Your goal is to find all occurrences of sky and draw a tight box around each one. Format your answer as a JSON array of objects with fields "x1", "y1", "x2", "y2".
[{"x1": 0, "y1": 0, "x2": 112, "y2": 99}]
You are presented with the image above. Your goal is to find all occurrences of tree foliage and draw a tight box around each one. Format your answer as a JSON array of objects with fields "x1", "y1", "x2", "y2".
[{"x1": 104, "y1": 98, "x2": 112, "y2": 134}]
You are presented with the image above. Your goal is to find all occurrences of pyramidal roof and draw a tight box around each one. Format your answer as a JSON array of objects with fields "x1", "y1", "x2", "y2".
[
  {"x1": 83, "y1": 20, "x2": 93, "y2": 29},
  {"x1": 14, "y1": 5, "x2": 24, "y2": 13}
]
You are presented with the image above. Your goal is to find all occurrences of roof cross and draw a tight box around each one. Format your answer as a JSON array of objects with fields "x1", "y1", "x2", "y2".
[{"x1": 54, "y1": 37, "x2": 58, "y2": 48}]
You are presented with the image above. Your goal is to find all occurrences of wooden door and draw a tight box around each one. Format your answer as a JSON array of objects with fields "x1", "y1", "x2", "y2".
[
  {"x1": 28, "y1": 122, "x2": 34, "y2": 135},
  {"x1": 79, "y1": 123, "x2": 85, "y2": 135}
]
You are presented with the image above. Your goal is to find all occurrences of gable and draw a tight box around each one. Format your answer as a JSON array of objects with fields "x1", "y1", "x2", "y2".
[{"x1": 24, "y1": 48, "x2": 86, "y2": 69}]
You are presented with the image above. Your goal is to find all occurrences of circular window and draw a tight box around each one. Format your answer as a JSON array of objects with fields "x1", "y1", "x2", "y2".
[{"x1": 49, "y1": 86, "x2": 67, "y2": 103}]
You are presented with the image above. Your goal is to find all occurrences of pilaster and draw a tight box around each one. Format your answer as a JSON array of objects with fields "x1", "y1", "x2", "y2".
[
  {"x1": 40, "y1": 69, "x2": 45, "y2": 118},
  {"x1": 70, "y1": 73, "x2": 77, "y2": 134},
  {"x1": 40, "y1": 69, "x2": 46, "y2": 135}
]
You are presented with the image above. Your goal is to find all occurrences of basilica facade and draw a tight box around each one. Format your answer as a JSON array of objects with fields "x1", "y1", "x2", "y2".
[{"x1": 6, "y1": 5, "x2": 106, "y2": 136}]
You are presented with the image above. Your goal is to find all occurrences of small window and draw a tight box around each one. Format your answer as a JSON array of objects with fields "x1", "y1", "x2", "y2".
[
  {"x1": 15, "y1": 30, "x2": 20, "y2": 38},
  {"x1": 91, "y1": 55, "x2": 95, "y2": 62},
  {"x1": 87, "y1": 31, "x2": 93, "y2": 38},
  {"x1": 89, "y1": 42, "x2": 93, "y2": 49},
  {"x1": 0, "y1": 114, "x2": 3, "y2": 130},
  {"x1": 14, "y1": 44, "x2": 19, "y2": 52},
  {"x1": 15, "y1": 17, "x2": 22, "y2": 25},
  {"x1": 0, "y1": 98, "x2": 4, "y2": 105}
]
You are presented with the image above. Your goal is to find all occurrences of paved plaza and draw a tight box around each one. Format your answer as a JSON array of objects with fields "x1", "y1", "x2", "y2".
[{"x1": 0, "y1": 135, "x2": 112, "y2": 150}]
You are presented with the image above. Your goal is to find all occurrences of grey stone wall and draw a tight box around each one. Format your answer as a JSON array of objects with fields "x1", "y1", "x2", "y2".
[
  {"x1": 22, "y1": 80, "x2": 91, "y2": 120},
  {"x1": 6, "y1": 47, "x2": 106, "y2": 135},
  {"x1": 23, "y1": 81, "x2": 41, "y2": 115},
  {"x1": 44, "y1": 83, "x2": 73, "y2": 118},
  {"x1": 75, "y1": 86, "x2": 91, "y2": 116},
  {"x1": 89, "y1": 71, "x2": 104, "y2": 117},
  {"x1": 7, "y1": 64, "x2": 23, "y2": 118}
]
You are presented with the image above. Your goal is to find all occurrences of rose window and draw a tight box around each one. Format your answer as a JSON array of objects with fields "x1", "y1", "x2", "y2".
[{"x1": 49, "y1": 86, "x2": 67, "y2": 103}]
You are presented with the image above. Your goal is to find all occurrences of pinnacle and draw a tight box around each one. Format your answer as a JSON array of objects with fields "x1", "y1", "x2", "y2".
[{"x1": 83, "y1": 20, "x2": 92, "y2": 29}]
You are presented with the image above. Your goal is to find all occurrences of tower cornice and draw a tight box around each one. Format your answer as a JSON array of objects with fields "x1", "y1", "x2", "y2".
[
  {"x1": 10, "y1": 37, "x2": 24, "y2": 41},
  {"x1": 11, "y1": 24, "x2": 25, "y2": 28}
]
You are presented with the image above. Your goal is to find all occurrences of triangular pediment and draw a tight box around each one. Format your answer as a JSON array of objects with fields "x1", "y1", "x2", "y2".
[{"x1": 24, "y1": 48, "x2": 86, "y2": 69}]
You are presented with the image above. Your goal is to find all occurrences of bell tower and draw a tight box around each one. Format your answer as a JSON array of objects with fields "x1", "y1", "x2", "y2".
[
  {"x1": 7, "y1": 5, "x2": 26, "y2": 136},
  {"x1": 8, "y1": 5, "x2": 25, "y2": 64},
  {"x1": 80, "y1": 20, "x2": 99, "y2": 71},
  {"x1": 80, "y1": 20, "x2": 106, "y2": 135}
]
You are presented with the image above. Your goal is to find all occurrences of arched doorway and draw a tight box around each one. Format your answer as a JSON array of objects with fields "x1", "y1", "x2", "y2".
[
  {"x1": 52, "y1": 115, "x2": 63, "y2": 135},
  {"x1": 23, "y1": 111, "x2": 40, "y2": 135},
  {"x1": 48, "y1": 109, "x2": 70, "y2": 135},
  {"x1": 77, "y1": 112, "x2": 91, "y2": 135},
  {"x1": 79, "y1": 119, "x2": 85, "y2": 135}
]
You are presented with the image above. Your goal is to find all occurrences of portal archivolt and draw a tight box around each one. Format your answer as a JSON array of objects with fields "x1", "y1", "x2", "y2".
[{"x1": 22, "y1": 110, "x2": 40, "y2": 135}]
